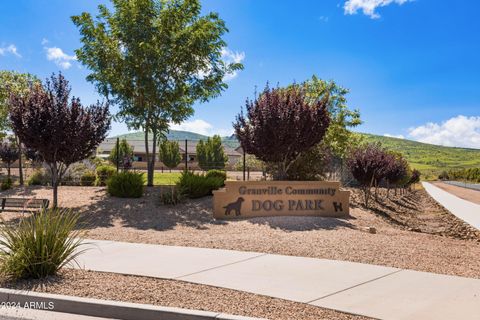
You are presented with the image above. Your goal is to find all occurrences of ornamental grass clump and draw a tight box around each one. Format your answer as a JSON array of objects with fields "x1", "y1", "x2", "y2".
[{"x1": 0, "y1": 208, "x2": 85, "y2": 279}]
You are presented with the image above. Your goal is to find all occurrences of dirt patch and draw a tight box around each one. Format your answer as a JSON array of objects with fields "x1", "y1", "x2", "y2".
[
  {"x1": 2, "y1": 185, "x2": 480, "y2": 278},
  {"x1": 0, "y1": 269, "x2": 369, "y2": 320},
  {"x1": 432, "y1": 181, "x2": 480, "y2": 205},
  {"x1": 350, "y1": 186, "x2": 480, "y2": 241}
]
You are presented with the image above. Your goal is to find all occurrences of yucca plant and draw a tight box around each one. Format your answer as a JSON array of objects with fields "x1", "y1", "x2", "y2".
[{"x1": 0, "y1": 208, "x2": 86, "y2": 279}]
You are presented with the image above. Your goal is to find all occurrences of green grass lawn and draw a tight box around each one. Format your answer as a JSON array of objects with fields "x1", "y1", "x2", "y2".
[{"x1": 151, "y1": 172, "x2": 181, "y2": 185}]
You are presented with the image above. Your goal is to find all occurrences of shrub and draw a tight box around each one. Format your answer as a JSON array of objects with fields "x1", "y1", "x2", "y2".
[
  {"x1": 107, "y1": 171, "x2": 145, "y2": 198},
  {"x1": 0, "y1": 178, "x2": 13, "y2": 191},
  {"x1": 205, "y1": 169, "x2": 227, "y2": 181},
  {"x1": 95, "y1": 165, "x2": 116, "y2": 186},
  {"x1": 0, "y1": 208, "x2": 85, "y2": 279},
  {"x1": 347, "y1": 143, "x2": 391, "y2": 208},
  {"x1": 160, "y1": 186, "x2": 182, "y2": 205},
  {"x1": 27, "y1": 170, "x2": 45, "y2": 186},
  {"x1": 438, "y1": 171, "x2": 449, "y2": 180},
  {"x1": 80, "y1": 171, "x2": 96, "y2": 186},
  {"x1": 177, "y1": 171, "x2": 224, "y2": 199}
]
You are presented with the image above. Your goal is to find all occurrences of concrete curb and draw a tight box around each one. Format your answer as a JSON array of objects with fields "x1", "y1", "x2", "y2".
[{"x1": 0, "y1": 288, "x2": 264, "y2": 320}]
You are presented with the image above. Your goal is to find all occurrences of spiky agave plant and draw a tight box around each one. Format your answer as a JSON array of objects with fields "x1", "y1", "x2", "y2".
[{"x1": 0, "y1": 208, "x2": 86, "y2": 279}]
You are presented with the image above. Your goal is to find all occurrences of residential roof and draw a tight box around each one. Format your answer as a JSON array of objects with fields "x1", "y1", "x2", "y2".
[{"x1": 98, "y1": 138, "x2": 242, "y2": 157}]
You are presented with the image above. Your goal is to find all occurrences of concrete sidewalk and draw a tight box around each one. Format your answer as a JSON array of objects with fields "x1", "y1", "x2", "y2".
[
  {"x1": 423, "y1": 182, "x2": 480, "y2": 229},
  {"x1": 74, "y1": 239, "x2": 480, "y2": 320}
]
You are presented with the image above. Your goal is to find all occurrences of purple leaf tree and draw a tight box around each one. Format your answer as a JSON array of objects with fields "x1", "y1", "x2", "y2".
[
  {"x1": 9, "y1": 73, "x2": 110, "y2": 207},
  {"x1": 234, "y1": 85, "x2": 330, "y2": 180}
]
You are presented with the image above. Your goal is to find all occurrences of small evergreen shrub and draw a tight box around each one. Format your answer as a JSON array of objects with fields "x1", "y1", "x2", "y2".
[
  {"x1": 176, "y1": 171, "x2": 224, "y2": 199},
  {"x1": 80, "y1": 171, "x2": 96, "y2": 186},
  {"x1": 0, "y1": 208, "x2": 85, "y2": 279},
  {"x1": 95, "y1": 165, "x2": 116, "y2": 186},
  {"x1": 27, "y1": 170, "x2": 45, "y2": 186},
  {"x1": 1, "y1": 178, "x2": 13, "y2": 191},
  {"x1": 107, "y1": 171, "x2": 145, "y2": 198},
  {"x1": 205, "y1": 169, "x2": 227, "y2": 182},
  {"x1": 160, "y1": 186, "x2": 182, "y2": 205}
]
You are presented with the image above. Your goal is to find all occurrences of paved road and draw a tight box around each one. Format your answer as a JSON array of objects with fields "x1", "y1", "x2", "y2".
[
  {"x1": 444, "y1": 180, "x2": 480, "y2": 192},
  {"x1": 73, "y1": 239, "x2": 480, "y2": 320},
  {"x1": 423, "y1": 182, "x2": 480, "y2": 230}
]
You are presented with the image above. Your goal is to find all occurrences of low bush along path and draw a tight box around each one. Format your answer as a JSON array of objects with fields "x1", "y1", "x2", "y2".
[{"x1": 1, "y1": 185, "x2": 480, "y2": 278}]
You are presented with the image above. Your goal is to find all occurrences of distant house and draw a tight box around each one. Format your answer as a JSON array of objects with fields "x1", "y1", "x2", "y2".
[{"x1": 97, "y1": 138, "x2": 242, "y2": 169}]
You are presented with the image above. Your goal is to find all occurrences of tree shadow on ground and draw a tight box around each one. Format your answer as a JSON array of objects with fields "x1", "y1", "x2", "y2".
[
  {"x1": 75, "y1": 187, "x2": 228, "y2": 232},
  {"x1": 247, "y1": 215, "x2": 357, "y2": 232},
  {"x1": 2, "y1": 186, "x2": 356, "y2": 233},
  {"x1": 74, "y1": 186, "x2": 356, "y2": 233},
  {"x1": 0, "y1": 185, "x2": 50, "y2": 198}
]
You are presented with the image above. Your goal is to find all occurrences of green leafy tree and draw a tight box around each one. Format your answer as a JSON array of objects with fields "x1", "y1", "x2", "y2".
[
  {"x1": 159, "y1": 139, "x2": 181, "y2": 170},
  {"x1": 0, "y1": 71, "x2": 40, "y2": 185},
  {"x1": 109, "y1": 138, "x2": 134, "y2": 166},
  {"x1": 72, "y1": 0, "x2": 243, "y2": 186},
  {"x1": 301, "y1": 75, "x2": 362, "y2": 159},
  {"x1": 196, "y1": 135, "x2": 227, "y2": 170}
]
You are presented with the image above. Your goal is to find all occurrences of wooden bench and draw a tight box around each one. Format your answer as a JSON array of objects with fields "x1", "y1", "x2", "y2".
[{"x1": 0, "y1": 198, "x2": 50, "y2": 214}]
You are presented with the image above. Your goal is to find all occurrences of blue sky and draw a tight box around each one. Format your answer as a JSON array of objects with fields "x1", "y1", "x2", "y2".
[{"x1": 1, "y1": 0, "x2": 479, "y2": 148}]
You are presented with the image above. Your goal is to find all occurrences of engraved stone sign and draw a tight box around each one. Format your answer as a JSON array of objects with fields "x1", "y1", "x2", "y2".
[{"x1": 213, "y1": 181, "x2": 350, "y2": 219}]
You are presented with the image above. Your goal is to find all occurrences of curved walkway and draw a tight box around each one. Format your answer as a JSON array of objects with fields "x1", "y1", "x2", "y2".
[
  {"x1": 74, "y1": 239, "x2": 480, "y2": 320},
  {"x1": 423, "y1": 182, "x2": 480, "y2": 230}
]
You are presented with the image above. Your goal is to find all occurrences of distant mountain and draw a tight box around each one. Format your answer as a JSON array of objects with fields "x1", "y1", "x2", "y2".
[{"x1": 113, "y1": 130, "x2": 480, "y2": 177}]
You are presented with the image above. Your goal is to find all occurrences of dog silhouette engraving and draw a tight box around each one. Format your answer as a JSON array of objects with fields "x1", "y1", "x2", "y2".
[{"x1": 223, "y1": 197, "x2": 245, "y2": 216}]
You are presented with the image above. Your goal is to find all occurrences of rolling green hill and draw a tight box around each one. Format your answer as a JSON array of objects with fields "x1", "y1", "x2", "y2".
[
  {"x1": 359, "y1": 134, "x2": 480, "y2": 178},
  {"x1": 113, "y1": 131, "x2": 480, "y2": 178}
]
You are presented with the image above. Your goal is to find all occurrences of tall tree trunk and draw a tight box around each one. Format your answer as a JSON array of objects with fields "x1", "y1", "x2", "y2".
[
  {"x1": 53, "y1": 182, "x2": 58, "y2": 208},
  {"x1": 147, "y1": 131, "x2": 157, "y2": 187},
  {"x1": 50, "y1": 164, "x2": 58, "y2": 208},
  {"x1": 144, "y1": 127, "x2": 151, "y2": 186},
  {"x1": 7, "y1": 164, "x2": 11, "y2": 180},
  {"x1": 364, "y1": 186, "x2": 370, "y2": 208}
]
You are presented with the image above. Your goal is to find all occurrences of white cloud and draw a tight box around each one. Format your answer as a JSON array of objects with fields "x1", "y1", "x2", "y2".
[
  {"x1": 384, "y1": 133, "x2": 405, "y2": 139},
  {"x1": 41, "y1": 38, "x2": 49, "y2": 45},
  {"x1": 344, "y1": 0, "x2": 411, "y2": 19},
  {"x1": 169, "y1": 119, "x2": 234, "y2": 137},
  {"x1": 0, "y1": 44, "x2": 21, "y2": 57},
  {"x1": 318, "y1": 16, "x2": 330, "y2": 23},
  {"x1": 221, "y1": 48, "x2": 245, "y2": 81},
  {"x1": 44, "y1": 46, "x2": 76, "y2": 70},
  {"x1": 408, "y1": 115, "x2": 480, "y2": 148}
]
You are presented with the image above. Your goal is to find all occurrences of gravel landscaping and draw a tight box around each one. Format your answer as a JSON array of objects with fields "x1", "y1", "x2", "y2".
[
  {"x1": 0, "y1": 269, "x2": 370, "y2": 320},
  {"x1": 2, "y1": 185, "x2": 480, "y2": 278}
]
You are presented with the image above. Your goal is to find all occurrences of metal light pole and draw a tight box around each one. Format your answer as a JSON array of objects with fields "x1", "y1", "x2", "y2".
[
  {"x1": 185, "y1": 139, "x2": 188, "y2": 171},
  {"x1": 116, "y1": 137, "x2": 120, "y2": 173},
  {"x1": 243, "y1": 148, "x2": 246, "y2": 181}
]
